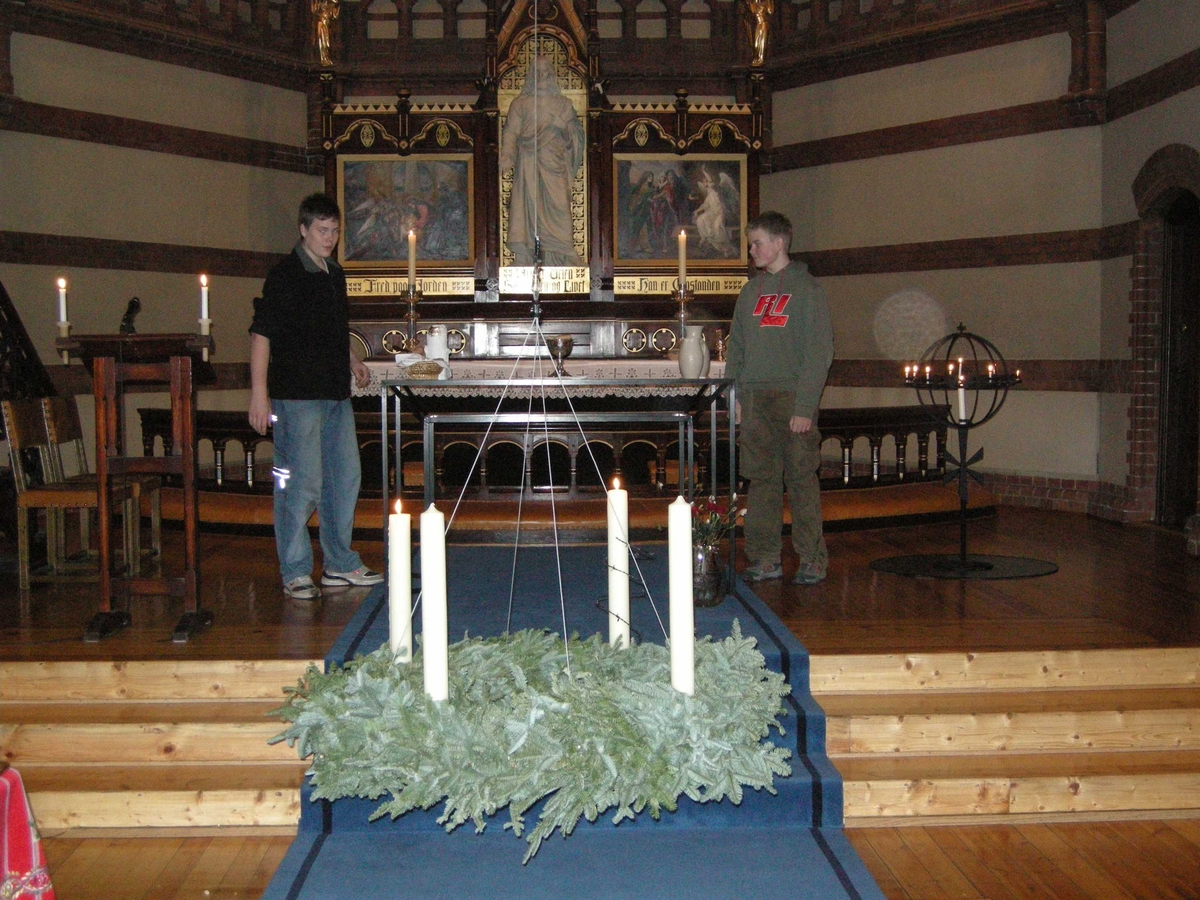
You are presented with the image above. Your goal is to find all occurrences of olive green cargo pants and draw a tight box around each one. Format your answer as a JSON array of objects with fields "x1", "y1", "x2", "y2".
[{"x1": 739, "y1": 389, "x2": 829, "y2": 573}]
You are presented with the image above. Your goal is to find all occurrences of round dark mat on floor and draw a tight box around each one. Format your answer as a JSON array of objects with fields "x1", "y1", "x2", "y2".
[{"x1": 870, "y1": 554, "x2": 1059, "y2": 579}]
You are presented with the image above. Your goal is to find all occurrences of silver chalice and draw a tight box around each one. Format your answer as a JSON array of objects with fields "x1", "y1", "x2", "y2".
[{"x1": 546, "y1": 334, "x2": 574, "y2": 376}]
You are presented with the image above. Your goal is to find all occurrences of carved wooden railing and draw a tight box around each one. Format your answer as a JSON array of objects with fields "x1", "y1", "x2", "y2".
[
  {"x1": 139, "y1": 403, "x2": 947, "y2": 498},
  {"x1": 818, "y1": 404, "x2": 948, "y2": 488},
  {"x1": 13, "y1": 0, "x2": 1073, "y2": 101},
  {"x1": 16, "y1": 0, "x2": 306, "y2": 57},
  {"x1": 775, "y1": 0, "x2": 1060, "y2": 51}
]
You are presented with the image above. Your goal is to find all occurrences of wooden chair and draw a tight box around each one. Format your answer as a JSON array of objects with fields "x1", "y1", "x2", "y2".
[
  {"x1": 1, "y1": 398, "x2": 136, "y2": 591},
  {"x1": 41, "y1": 394, "x2": 162, "y2": 564}
]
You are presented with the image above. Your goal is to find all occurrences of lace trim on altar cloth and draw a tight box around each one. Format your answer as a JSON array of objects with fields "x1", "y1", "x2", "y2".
[{"x1": 356, "y1": 359, "x2": 727, "y2": 398}]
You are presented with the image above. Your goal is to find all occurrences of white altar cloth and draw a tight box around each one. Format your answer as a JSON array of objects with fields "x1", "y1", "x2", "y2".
[{"x1": 360, "y1": 358, "x2": 727, "y2": 398}]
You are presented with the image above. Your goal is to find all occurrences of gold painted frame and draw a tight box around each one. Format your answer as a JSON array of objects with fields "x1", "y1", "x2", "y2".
[
  {"x1": 497, "y1": 32, "x2": 589, "y2": 267},
  {"x1": 613, "y1": 153, "x2": 748, "y2": 267},
  {"x1": 336, "y1": 153, "x2": 474, "y2": 269}
]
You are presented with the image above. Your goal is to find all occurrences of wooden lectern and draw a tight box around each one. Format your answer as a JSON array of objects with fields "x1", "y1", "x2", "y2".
[{"x1": 58, "y1": 334, "x2": 215, "y2": 643}]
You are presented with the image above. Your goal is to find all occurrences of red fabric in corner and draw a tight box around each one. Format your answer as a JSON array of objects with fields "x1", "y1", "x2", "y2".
[{"x1": 1, "y1": 767, "x2": 56, "y2": 899}]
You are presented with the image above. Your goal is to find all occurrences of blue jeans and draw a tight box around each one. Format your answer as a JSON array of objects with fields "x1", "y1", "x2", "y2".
[{"x1": 271, "y1": 398, "x2": 364, "y2": 584}]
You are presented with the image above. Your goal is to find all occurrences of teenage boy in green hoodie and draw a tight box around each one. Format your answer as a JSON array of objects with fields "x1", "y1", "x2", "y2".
[{"x1": 726, "y1": 211, "x2": 834, "y2": 585}]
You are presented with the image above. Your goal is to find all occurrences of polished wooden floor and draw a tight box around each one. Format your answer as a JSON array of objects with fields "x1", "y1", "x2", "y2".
[
  {"x1": 6, "y1": 507, "x2": 1200, "y2": 899},
  {"x1": 37, "y1": 817, "x2": 1200, "y2": 899},
  {"x1": 3, "y1": 506, "x2": 1198, "y2": 659}
]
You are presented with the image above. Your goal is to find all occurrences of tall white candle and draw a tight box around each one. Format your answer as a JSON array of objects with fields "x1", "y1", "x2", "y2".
[
  {"x1": 420, "y1": 503, "x2": 449, "y2": 701},
  {"x1": 408, "y1": 230, "x2": 417, "y2": 289},
  {"x1": 56, "y1": 278, "x2": 67, "y2": 324},
  {"x1": 668, "y1": 495, "x2": 694, "y2": 695},
  {"x1": 677, "y1": 230, "x2": 687, "y2": 285},
  {"x1": 200, "y1": 275, "x2": 209, "y2": 321},
  {"x1": 957, "y1": 383, "x2": 968, "y2": 423},
  {"x1": 607, "y1": 478, "x2": 630, "y2": 649},
  {"x1": 389, "y1": 499, "x2": 412, "y2": 660}
]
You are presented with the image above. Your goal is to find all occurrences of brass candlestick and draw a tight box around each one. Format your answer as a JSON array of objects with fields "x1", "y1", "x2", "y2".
[
  {"x1": 403, "y1": 282, "x2": 423, "y2": 351},
  {"x1": 672, "y1": 281, "x2": 695, "y2": 335}
]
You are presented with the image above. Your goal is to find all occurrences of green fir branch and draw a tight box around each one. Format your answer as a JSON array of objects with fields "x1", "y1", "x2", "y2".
[{"x1": 269, "y1": 621, "x2": 791, "y2": 862}]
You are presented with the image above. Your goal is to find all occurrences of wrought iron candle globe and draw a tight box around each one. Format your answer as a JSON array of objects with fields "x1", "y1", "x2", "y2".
[
  {"x1": 904, "y1": 324, "x2": 1021, "y2": 429},
  {"x1": 875, "y1": 324, "x2": 1056, "y2": 580}
]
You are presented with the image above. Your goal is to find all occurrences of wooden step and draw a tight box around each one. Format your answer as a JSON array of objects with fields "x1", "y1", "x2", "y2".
[
  {"x1": 27, "y1": 787, "x2": 301, "y2": 830},
  {"x1": 0, "y1": 660, "x2": 317, "y2": 702},
  {"x1": 809, "y1": 648, "x2": 1200, "y2": 695},
  {"x1": 809, "y1": 649, "x2": 1200, "y2": 822},
  {"x1": 834, "y1": 749, "x2": 1200, "y2": 780},
  {"x1": 155, "y1": 479, "x2": 995, "y2": 532},
  {"x1": 3, "y1": 722, "x2": 296, "y2": 765},
  {"x1": 825, "y1": 706, "x2": 1200, "y2": 755},
  {"x1": 17, "y1": 762, "x2": 308, "y2": 793},
  {"x1": 0, "y1": 700, "x2": 283, "y2": 724},
  {"x1": 18, "y1": 761, "x2": 307, "y2": 830},
  {"x1": 817, "y1": 687, "x2": 1200, "y2": 717},
  {"x1": 836, "y1": 750, "x2": 1200, "y2": 821}
]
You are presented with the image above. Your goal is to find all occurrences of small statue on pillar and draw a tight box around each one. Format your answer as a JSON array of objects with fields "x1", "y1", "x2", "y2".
[
  {"x1": 742, "y1": 0, "x2": 774, "y2": 68},
  {"x1": 312, "y1": 0, "x2": 341, "y2": 68}
]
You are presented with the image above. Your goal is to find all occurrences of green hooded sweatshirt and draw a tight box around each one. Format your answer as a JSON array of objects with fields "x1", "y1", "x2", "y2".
[{"x1": 725, "y1": 260, "x2": 833, "y2": 421}]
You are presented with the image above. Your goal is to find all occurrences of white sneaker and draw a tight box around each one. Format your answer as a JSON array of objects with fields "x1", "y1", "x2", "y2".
[
  {"x1": 321, "y1": 566, "x2": 384, "y2": 587},
  {"x1": 284, "y1": 576, "x2": 321, "y2": 600}
]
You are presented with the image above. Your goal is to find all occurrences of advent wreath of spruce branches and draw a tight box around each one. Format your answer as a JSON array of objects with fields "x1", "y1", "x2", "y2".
[{"x1": 269, "y1": 621, "x2": 792, "y2": 862}]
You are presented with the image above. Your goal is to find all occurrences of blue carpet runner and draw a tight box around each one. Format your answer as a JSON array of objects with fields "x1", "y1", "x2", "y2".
[{"x1": 263, "y1": 544, "x2": 884, "y2": 900}]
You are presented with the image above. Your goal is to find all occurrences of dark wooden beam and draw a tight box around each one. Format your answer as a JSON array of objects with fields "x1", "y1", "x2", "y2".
[
  {"x1": 10, "y1": 0, "x2": 308, "y2": 91},
  {"x1": 768, "y1": 98, "x2": 1100, "y2": 174},
  {"x1": 767, "y1": 1, "x2": 1070, "y2": 92},
  {"x1": 1108, "y1": 45, "x2": 1200, "y2": 121},
  {"x1": 3, "y1": 99, "x2": 317, "y2": 175},
  {"x1": 795, "y1": 223, "x2": 1138, "y2": 277},
  {"x1": 0, "y1": 231, "x2": 279, "y2": 279}
]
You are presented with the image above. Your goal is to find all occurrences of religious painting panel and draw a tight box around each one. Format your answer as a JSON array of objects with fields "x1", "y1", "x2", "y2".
[
  {"x1": 613, "y1": 154, "x2": 747, "y2": 267},
  {"x1": 336, "y1": 154, "x2": 474, "y2": 268},
  {"x1": 497, "y1": 32, "x2": 589, "y2": 268}
]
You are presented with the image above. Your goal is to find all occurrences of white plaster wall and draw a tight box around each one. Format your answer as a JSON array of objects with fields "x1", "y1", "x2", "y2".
[
  {"x1": 1107, "y1": 0, "x2": 1200, "y2": 86},
  {"x1": 68, "y1": 389, "x2": 261, "y2": 472},
  {"x1": 10, "y1": 34, "x2": 309, "y2": 145},
  {"x1": 773, "y1": 33, "x2": 1072, "y2": 145},
  {"x1": 966, "y1": 390, "x2": 1100, "y2": 479},
  {"x1": 821, "y1": 263, "x2": 1104, "y2": 360},
  {"x1": 1099, "y1": 255, "x2": 1133, "y2": 360},
  {"x1": 1101, "y1": 86, "x2": 1200, "y2": 224},
  {"x1": 1097, "y1": 392, "x2": 1131, "y2": 484},
  {"x1": 0, "y1": 263, "x2": 263, "y2": 366},
  {"x1": 821, "y1": 387, "x2": 1101, "y2": 479},
  {"x1": 764, "y1": 128, "x2": 1103, "y2": 250},
  {"x1": 0, "y1": 133, "x2": 317, "y2": 250}
]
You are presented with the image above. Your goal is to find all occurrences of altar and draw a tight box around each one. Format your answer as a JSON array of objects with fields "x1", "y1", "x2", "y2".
[{"x1": 370, "y1": 359, "x2": 735, "y2": 521}]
